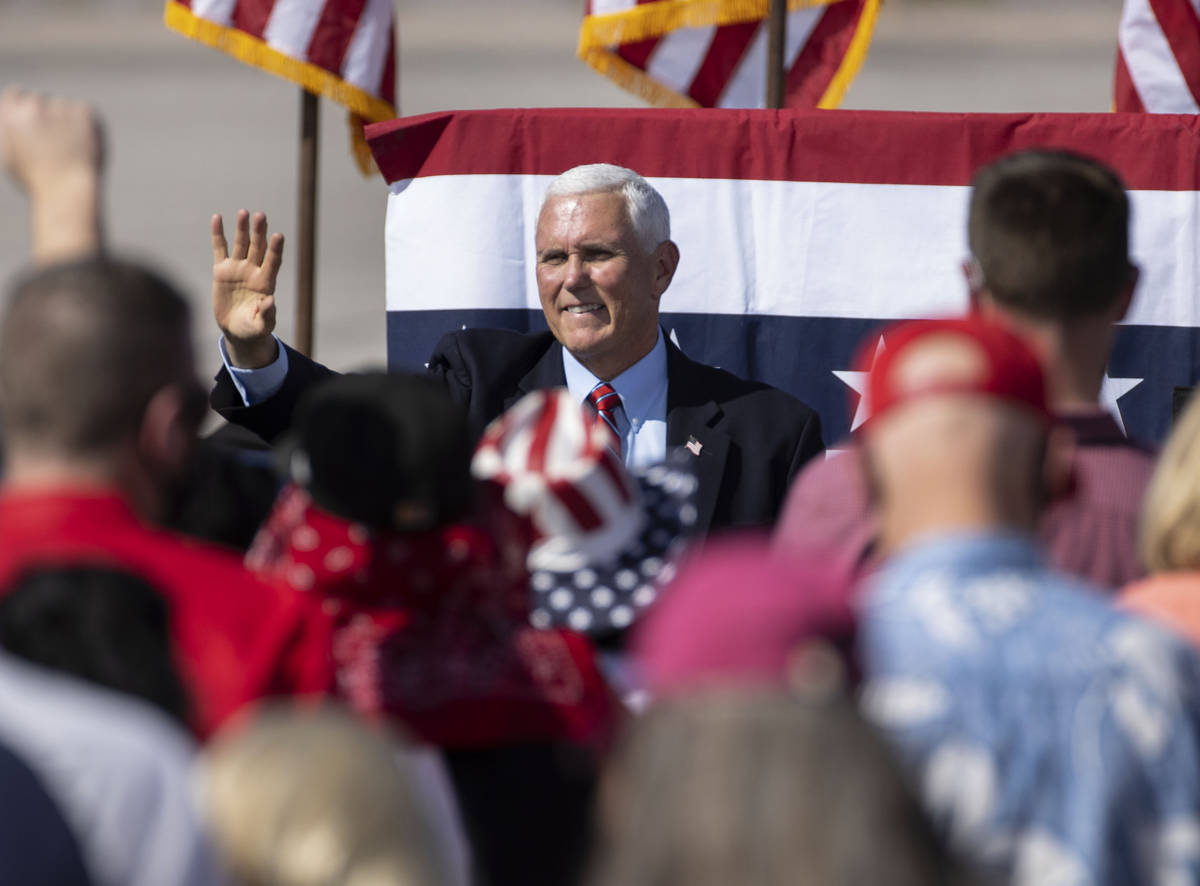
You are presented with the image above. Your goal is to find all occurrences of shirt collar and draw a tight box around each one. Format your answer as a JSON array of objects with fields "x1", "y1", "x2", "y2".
[
  {"x1": 561, "y1": 328, "x2": 668, "y2": 424},
  {"x1": 880, "y1": 530, "x2": 1044, "y2": 582}
]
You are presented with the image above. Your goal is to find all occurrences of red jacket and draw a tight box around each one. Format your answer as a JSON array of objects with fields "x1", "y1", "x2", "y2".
[{"x1": 0, "y1": 489, "x2": 334, "y2": 738}]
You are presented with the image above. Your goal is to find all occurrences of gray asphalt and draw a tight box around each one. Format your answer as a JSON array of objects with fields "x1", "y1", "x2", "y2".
[{"x1": 0, "y1": 0, "x2": 1124, "y2": 381}]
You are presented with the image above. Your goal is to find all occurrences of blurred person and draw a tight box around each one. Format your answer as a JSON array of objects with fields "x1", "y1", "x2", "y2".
[
  {"x1": 0, "y1": 565, "x2": 190, "y2": 724},
  {"x1": 0, "y1": 86, "x2": 103, "y2": 265},
  {"x1": 0, "y1": 739, "x2": 93, "y2": 885},
  {"x1": 1122, "y1": 393, "x2": 1200, "y2": 646},
  {"x1": 588, "y1": 689, "x2": 973, "y2": 886},
  {"x1": 776, "y1": 149, "x2": 1151, "y2": 590},
  {"x1": 0, "y1": 89, "x2": 334, "y2": 736},
  {"x1": 629, "y1": 537, "x2": 857, "y2": 699},
  {"x1": 0, "y1": 647, "x2": 229, "y2": 886},
  {"x1": 0, "y1": 85, "x2": 284, "y2": 553},
  {"x1": 207, "y1": 163, "x2": 824, "y2": 536},
  {"x1": 246, "y1": 374, "x2": 621, "y2": 886},
  {"x1": 203, "y1": 704, "x2": 462, "y2": 886},
  {"x1": 856, "y1": 316, "x2": 1200, "y2": 884},
  {"x1": 0, "y1": 255, "x2": 333, "y2": 738}
]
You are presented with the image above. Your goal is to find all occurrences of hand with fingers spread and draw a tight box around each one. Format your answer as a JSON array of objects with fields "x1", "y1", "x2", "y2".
[
  {"x1": 0, "y1": 86, "x2": 105, "y2": 264},
  {"x1": 213, "y1": 210, "x2": 285, "y2": 369}
]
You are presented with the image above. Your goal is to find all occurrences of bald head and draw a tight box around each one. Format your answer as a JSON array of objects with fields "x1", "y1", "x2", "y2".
[
  {"x1": 0, "y1": 257, "x2": 198, "y2": 460},
  {"x1": 860, "y1": 319, "x2": 1058, "y2": 552}
]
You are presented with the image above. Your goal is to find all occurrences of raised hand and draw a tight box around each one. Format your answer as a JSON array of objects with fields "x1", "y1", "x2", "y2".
[
  {"x1": 0, "y1": 86, "x2": 105, "y2": 264},
  {"x1": 212, "y1": 209, "x2": 285, "y2": 368}
]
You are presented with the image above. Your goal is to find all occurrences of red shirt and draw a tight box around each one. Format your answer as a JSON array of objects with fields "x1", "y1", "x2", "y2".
[{"x1": 0, "y1": 489, "x2": 334, "y2": 738}]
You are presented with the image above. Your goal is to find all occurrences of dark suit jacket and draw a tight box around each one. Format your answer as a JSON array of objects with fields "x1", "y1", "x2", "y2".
[{"x1": 211, "y1": 328, "x2": 824, "y2": 535}]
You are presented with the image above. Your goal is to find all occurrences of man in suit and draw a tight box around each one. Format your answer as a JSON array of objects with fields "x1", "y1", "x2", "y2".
[{"x1": 210, "y1": 164, "x2": 823, "y2": 535}]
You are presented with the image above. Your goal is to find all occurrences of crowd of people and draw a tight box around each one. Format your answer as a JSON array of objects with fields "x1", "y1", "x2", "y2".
[{"x1": 3, "y1": 82, "x2": 1200, "y2": 886}]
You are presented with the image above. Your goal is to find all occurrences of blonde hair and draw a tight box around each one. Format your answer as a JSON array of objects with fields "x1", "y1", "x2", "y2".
[
  {"x1": 202, "y1": 704, "x2": 452, "y2": 886},
  {"x1": 1141, "y1": 394, "x2": 1200, "y2": 572}
]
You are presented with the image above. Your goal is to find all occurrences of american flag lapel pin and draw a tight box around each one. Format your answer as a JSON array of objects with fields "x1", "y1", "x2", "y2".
[{"x1": 686, "y1": 435, "x2": 703, "y2": 457}]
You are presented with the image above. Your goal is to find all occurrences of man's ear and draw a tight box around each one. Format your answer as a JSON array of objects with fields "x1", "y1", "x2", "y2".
[
  {"x1": 137, "y1": 385, "x2": 197, "y2": 477},
  {"x1": 651, "y1": 240, "x2": 680, "y2": 300},
  {"x1": 1042, "y1": 423, "x2": 1078, "y2": 504},
  {"x1": 962, "y1": 257, "x2": 988, "y2": 310}
]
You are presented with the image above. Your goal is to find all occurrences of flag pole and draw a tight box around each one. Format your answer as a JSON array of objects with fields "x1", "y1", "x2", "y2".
[
  {"x1": 766, "y1": 0, "x2": 787, "y2": 108},
  {"x1": 296, "y1": 88, "x2": 319, "y2": 358}
]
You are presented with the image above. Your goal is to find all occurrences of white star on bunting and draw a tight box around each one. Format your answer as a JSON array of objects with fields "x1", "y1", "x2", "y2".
[
  {"x1": 1099, "y1": 372, "x2": 1143, "y2": 435},
  {"x1": 833, "y1": 335, "x2": 886, "y2": 432}
]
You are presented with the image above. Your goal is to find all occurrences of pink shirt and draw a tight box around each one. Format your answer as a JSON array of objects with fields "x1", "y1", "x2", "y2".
[{"x1": 773, "y1": 412, "x2": 1154, "y2": 591}]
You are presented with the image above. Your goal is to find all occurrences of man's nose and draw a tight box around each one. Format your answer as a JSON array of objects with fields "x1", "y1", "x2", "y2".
[{"x1": 564, "y1": 253, "x2": 588, "y2": 289}]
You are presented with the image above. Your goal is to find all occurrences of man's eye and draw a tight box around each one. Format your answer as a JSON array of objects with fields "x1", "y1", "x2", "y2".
[{"x1": 539, "y1": 253, "x2": 566, "y2": 265}]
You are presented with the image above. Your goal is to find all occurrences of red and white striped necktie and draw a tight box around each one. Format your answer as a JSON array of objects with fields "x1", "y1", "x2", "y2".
[{"x1": 587, "y1": 383, "x2": 623, "y2": 454}]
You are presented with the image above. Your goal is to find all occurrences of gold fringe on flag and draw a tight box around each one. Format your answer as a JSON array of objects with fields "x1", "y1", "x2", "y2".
[
  {"x1": 818, "y1": 0, "x2": 881, "y2": 109},
  {"x1": 165, "y1": 0, "x2": 394, "y2": 176}
]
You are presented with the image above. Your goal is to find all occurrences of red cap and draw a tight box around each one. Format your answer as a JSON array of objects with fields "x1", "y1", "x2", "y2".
[{"x1": 857, "y1": 316, "x2": 1052, "y2": 431}]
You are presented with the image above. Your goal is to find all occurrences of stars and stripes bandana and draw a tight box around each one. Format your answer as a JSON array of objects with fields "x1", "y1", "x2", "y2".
[{"x1": 246, "y1": 485, "x2": 618, "y2": 749}]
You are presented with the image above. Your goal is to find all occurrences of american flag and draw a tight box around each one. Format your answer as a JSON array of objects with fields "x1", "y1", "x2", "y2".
[
  {"x1": 165, "y1": 0, "x2": 396, "y2": 165},
  {"x1": 579, "y1": 0, "x2": 881, "y2": 109},
  {"x1": 367, "y1": 107, "x2": 1200, "y2": 447},
  {"x1": 1115, "y1": 0, "x2": 1200, "y2": 112}
]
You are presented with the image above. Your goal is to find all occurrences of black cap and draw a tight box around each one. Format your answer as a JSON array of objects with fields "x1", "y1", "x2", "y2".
[{"x1": 281, "y1": 372, "x2": 473, "y2": 531}]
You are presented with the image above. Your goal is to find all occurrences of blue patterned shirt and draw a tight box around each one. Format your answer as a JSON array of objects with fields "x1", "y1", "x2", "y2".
[{"x1": 860, "y1": 532, "x2": 1200, "y2": 885}]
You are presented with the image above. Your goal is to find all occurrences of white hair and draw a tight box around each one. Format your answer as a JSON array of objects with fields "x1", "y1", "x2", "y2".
[{"x1": 542, "y1": 163, "x2": 671, "y2": 252}]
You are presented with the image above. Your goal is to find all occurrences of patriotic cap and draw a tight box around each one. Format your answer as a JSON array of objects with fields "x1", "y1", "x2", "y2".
[
  {"x1": 858, "y1": 316, "x2": 1052, "y2": 430},
  {"x1": 472, "y1": 388, "x2": 696, "y2": 637}
]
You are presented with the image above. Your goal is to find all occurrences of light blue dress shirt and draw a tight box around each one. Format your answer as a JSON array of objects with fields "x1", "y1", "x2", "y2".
[
  {"x1": 219, "y1": 335, "x2": 289, "y2": 406},
  {"x1": 561, "y1": 328, "x2": 668, "y2": 469}
]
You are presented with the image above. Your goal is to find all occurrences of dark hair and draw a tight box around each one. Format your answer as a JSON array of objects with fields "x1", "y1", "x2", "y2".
[
  {"x1": 0, "y1": 257, "x2": 197, "y2": 457},
  {"x1": 285, "y1": 372, "x2": 474, "y2": 531},
  {"x1": 0, "y1": 565, "x2": 190, "y2": 724},
  {"x1": 967, "y1": 149, "x2": 1134, "y2": 320},
  {"x1": 589, "y1": 689, "x2": 975, "y2": 886}
]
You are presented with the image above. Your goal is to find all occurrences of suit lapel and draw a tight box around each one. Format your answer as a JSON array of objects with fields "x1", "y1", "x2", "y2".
[
  {"x1": 665, "y1": 341, "x2": 730, "y2": 535},
  {"x1": 504, "y1": 340, "x2": 568, "y2": 412}
]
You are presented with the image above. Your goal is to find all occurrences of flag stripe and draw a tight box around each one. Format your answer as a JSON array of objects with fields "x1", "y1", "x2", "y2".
[
  {"x1": 264, "y1": 0, "x2": 324, "y2": 60},
  {"x1": 340, "y1": 0, "x2": 393, "y2": 92},
  {"x1": 687, "y1": 22, "x2": 759, "y2": 106},
  {"x1": 1147, "y1": 0, "x2": 1200, "y2": 103},
  {"x1": 785, "y1": 0, "x2": 860, "y2": 106},
  {"x1": 368, "y1": 108, "x2": 1200, "y2": 191},
  {"x1": 527, "y1": 391, "x2": 560, "y2": 473},
  {"x1": 232, "y1": 0, "x2": 274, "y2": 40},
  {"x1": 620, "y1": 38, "x2": 663, "y2": 70},
  {"x1": 549, "y1": 479, "x2": 606, "y2": 532},
  {"x1": 1117, "y1": 0, "x2": 1200, "y2": 113},
  {"x1": 382, "y1": 172, "x2": 1200, "y2": 328},
  {"x1": 305, "y1": 0, "x2": 367, "y2": 72},
  {"x1": 647, "y1": 27, "x2": 717, "y2": 95},
  {"x1": 1115, "y1": 48, "x2": 1147, "y2": 112},
  {"x1": 716, "y1": 7, "x2": 821, "y2": 108},
  {"x1": 191, "y1": 0, "x2": 235, "y2": 23}
]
